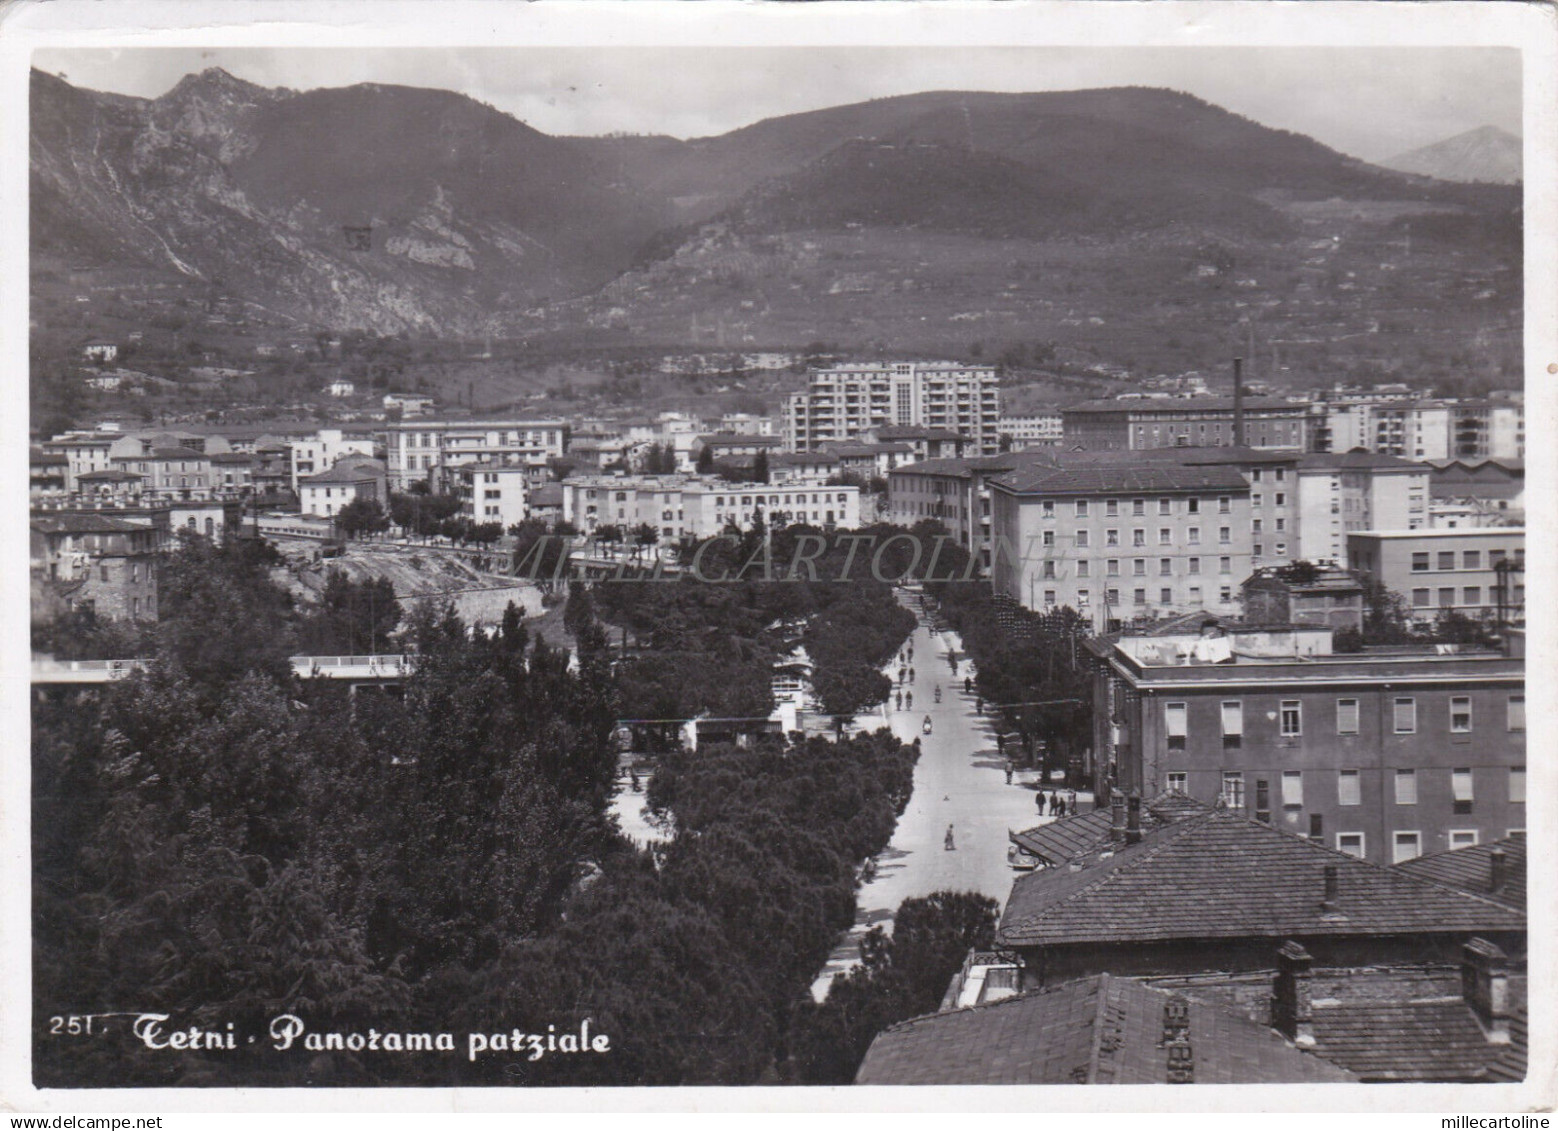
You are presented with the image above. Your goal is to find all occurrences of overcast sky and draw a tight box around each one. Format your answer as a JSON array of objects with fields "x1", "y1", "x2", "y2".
[{"x1": 34, "y1": 46, "x2": 1521, "y2": 162}]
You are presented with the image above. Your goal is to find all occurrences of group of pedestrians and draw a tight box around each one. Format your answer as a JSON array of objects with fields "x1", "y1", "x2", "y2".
[{"x1": 1036, "y1": 788, "x2": 1077, "y2": 817}]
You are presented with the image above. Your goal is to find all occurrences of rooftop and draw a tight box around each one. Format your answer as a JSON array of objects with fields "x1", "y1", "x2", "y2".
[
  {"x1": 991, "y1": 463, "x2": 1250, "y2": 495},
  {"x1": 1010, "y1": 792, "x2": 1208, "y2": 863},
  {"x1": 1297, "y1": 451, "x2": 1425, "y2": 472},
  {"x1": 1064, "y1": 397, "x2": 1304, "y2": 415},
  {"x1": 854, "y1": 973, "x2": 1355, "y2": 1085},
  {"x1": 997, "y1": 809, "x2": 1526, "y2": 949},
  {"x1": 1347, "y1": 527, "x2": 1525, "y2": 540},
  {"x1": 31, "y1": 514, "x2": 153, "y2": 535},
  {"x1": 1393, "y1": 835, "x2": 1526, "y2": 913}
]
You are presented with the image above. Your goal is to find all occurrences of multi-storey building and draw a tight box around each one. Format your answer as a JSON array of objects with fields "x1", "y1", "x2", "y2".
[
  {"x1": 385, "y1": 419, "x2": 567, "y2": 493},
  {"x1": 785, "y1": 362, "x2": 1000, "y2": 455},
  {"x1": 1062, "y1": 397, "x2": 1308, "y2": 452},
  {"x1": 1452, "y1": 401, "x2": 1525, "y2": 461},
  {"x1": 456, "y1": 463, "x2": 530, "y2": 528},
  {"x1": 298, "y1": 457, "x2": 388, "y2": 520},
  {"x1": 108, "y1": 446, "x2": 212, "y2": 500},
  {"x1": 1293, "y1": 452, "x2": 1429, "y2": 567},
  {"x1": 561, "y1": 475, "x2": 860, "y2": 541},
  {"x1": 988, "y1": 463, "x2": 1253, "y2": 627},
  {"x1": 290, "y1": 429, "x2": 378, "y2": 493},
  {"x1": 997, "y1": 413, "x2": 1064, "y2": 450},
  {"x1": 1347, "y1": 528, "x2": 1524, "y2": 624},
  {"x1": 1086, "y1": 625, "x2": 1525, "y2": 866},
  {"x1": 30, "y1": 513, "x2": 164, "y2": 622},
  {"x1": 41, "y1": 432, "x2": 120, "y2": 493}
]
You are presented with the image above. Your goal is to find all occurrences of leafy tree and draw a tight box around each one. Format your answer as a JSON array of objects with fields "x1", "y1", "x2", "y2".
[
  {"x1": 753, "y1": 449, "x2": 770, "y2": 485},
  {"x1": 299, "y1": 570, "x2": 400, "y2": 655},
  {"x1": 696, "y1": 445, "x2": 715, "y2": 475},
  {"x1": 335, "y1": 497, "x2": 389, "y2": 540}
]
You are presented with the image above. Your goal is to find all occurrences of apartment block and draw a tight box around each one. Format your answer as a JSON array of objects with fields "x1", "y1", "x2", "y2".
[
  {"x1": 561, "y1": 475, "x2": 860, "y2": 541},
  {"x1": 456, "y1": 464, "x2": 530, "y2": 528},
  {"x1": 1293, "y1": 452, "x2": 1429, "y2": 567},
  {"x1": 988, "y1": 463, "x2": 1253, "y2": 626},
  {"x1": 785, "y1": 362, "x2": 1001, "y2": 455},
  {"x1": 1087, "y1": 625, "x2": 1525, "y2": 866},
  {"x1": 386, "y1": 419, "x2": 567, "y2": 493},
  {"x1": 1062, "y1": 397, "x2": 1308, "y2": 452}
]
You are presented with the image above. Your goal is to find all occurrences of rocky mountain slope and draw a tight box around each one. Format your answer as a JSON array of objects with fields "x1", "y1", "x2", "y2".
[
  {"x1": 32, "y1": 70, "x2": 1522, "y2": 359},
  {"x1": 1383, "y1": 126, "x2": 1522, "y2": 185}
]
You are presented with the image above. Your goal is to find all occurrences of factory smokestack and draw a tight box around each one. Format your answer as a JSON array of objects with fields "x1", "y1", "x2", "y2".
[{"x1": 1233, "y1": 356, "x2": 1245, "y2": 448}]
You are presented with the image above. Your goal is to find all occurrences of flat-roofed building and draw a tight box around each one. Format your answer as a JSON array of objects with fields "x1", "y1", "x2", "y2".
[
  {"x1": 1347, "y1": 528, "x2": 1524, "y2": 625},
  {"x1": 456, "y1": 463, "x2": 529, "y2": 528},
  {"x1": 1086, "y1": 625, "x2": 1525, "y2": 866},
  {"x1": 786, "y1": 362, "x2": 1000, "y2": 455},
  {"x1": 1294, "y1": 451, "x2": 1430, "y2": 567},
  {"x1": 386, "y1": 419, "x2": 567, "y2": 493}
]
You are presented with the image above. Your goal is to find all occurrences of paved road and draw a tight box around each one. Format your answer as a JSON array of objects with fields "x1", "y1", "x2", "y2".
[{"x1": 809, "y1": 593, "x2": 1084, "y2": 999}]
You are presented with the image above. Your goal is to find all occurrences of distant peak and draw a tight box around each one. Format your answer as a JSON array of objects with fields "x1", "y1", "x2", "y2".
[{"x1": 165, "y1": 67, "x2": 267, "y2": 100}]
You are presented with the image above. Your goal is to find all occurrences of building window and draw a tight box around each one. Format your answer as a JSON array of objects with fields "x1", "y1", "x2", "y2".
[
  {"x1": 1159, "y1": 558, "x2": 1172, "y2": 576},
  {"x1": 1274, "y1": 492, "x2": 1286, "y2": 506},
  {"x1": 1107, "y1": 559, "x2": 1120, "y2": 576},
  {"x1": 1076, "y1": 530, "x2": 1090, "y2": 548},
  {"x1": 1395, "y1": 768, "x2": 1417, "y2": 805},
  {"x1": 1508, "y1": 695, "x2": 1525, "y2": 731},
  {"x1": 1222, "y1": 772, "x2": 1245, "y2": 810},
  {"x1": 1133, "y1": 559, "x2": 1146, "y2": 577},
  {"x1": 1187, "y1": 557, "x2": 1200, "y2": 575},
  {"x1": 1393, "y1": 697, "x2": 1416, "y2": 734},
  {"x1": 1216, "y1": 556, "x2": 1230, "y2": 575},
  {"x1": 1043, "y1": 530, "x2": 1056, "y2": 548},
  {"x1": 1450, "y1": 696, "x2": 1472, "y2": 733},
  {"x1": 1392, "y1": 831, "x2": 1422, "y2": 864},
  {"x1": 1218, "y1": 527, "x2": 1231, "y2": 544},
  {"x1": 1280, "y1": 700, "x2": 1301, "y2": 737},
  {"x1": 1187, "y1": 528, "x2": 1200, "y2": 545},
  {"x1": 1160, "y1": 587, "x2": 1173, "y2": 605},
  {"x1": 1463, "y1": 550, "x2": 1481, "y2": 569},
  {"x1": 1449, "y1": 830, "x2": 1479, "y2": 850},
  {"x1": 1159, "y1": 528, "x2": 1172, "y2": 545},
  {"x1": 1412, "y1": 552, "x2": 1430, "y2": 572},
  {"x1": 1510, "y1": 766, "x2": 1526, "y2": 804},
  {"x1": 1464, "y1": 587, "x2": 1481, "y2": 606},
  {"x1": 1077, "y1": 589, "x2": 1090, "y2": 606},
  {"x1": 1106, "y1": 499, "x2": 1119, "y2": 517},
  {"x1": 1218, "y1": 496, "x2": 1231, "y2": 514},
  {"x1": 1043, "y1": 589, "x2": 1056, "y2": 606},
  {"x1": 1438, "y1": 587, "x2": 1455, "y2": 608},
  {"x1": 1452, "y1": 768, "x2": 1474, "y2": 812},
  {"x1": 1253, "y1": 519, "x2": 1263, "y2": 535},
  {"x1": 1076, "y1": 560, "x2": 1091, "y2": 578},
  {"x1": 1219, "y1": 585, "x2": 1232, "y2": 602},
  {"x1": 1338, "y1": 770, "x2": 1361, "y2": 806},
  {"x1": 1042, "y1": 500, "x2": 1055, "y2": 518},
  {"x1": 1133, "y1": 499, "x2": 1145, "y2": 516},
  {"x1": 1252, "y1": 493, "x2": 1263, "y2": 507},
  {"x1": 1412, "y1": 588, "x2": 1431, "y2": 607},
  {"x1": 1107, "y1": 529, "x2": 1120, "y2": 546},
  {"x1": 1075, "y1": 500, "x2": 1089, "y2": 517},
  {"x1": 1281, "y1": 770, "x2": 1304, "y2": 808},
  {"x1": 1336, "y1": 698, "x2": 1359, "y2": 734},
  {"x1": 1438, "y1": 550, "x2": 1456, "y2": 570},
  {"x1": 1133, "y1": 529, "x2": 1146, "y2": 547},
  {"x1": 1107, "y1": 588, "x2": 1120, "y2": 604},
  {"x1": 1186, "y1": 498, "x2": 1200, "y2": 515},
  {"x1": 1165, "y1": 702, "x2": 1187, "y2": 749},
  {"x1": 1188, "y1": 585, "x2": 1202, "y2": 602},
  {"x1": 1167, "y1": 772, "x2": 1187, "y2": 794},
  {"x1": 1043, "y1": 561, "x2": 1057, "y2": 580},
  {"x1": 1220, "y1": 700, "x2": 1243, "y2": 745},
  {"x1": 1336, "y1": 832, "x2": 1366, "y2": 859}
]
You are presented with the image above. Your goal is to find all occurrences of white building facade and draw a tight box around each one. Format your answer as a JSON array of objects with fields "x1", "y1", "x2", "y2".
[{"x1": 786, "y1": 362, "x2": 1001, "y2": 455}]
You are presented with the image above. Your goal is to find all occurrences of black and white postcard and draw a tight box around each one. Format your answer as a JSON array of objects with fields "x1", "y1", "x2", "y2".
[{"x1": 2, "y1": 0, "x2": 1553, "y2": 1117}]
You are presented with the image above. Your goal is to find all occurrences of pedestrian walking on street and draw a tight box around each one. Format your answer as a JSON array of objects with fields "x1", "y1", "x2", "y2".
[
  {"x1": 1004, "y1": 762, "x2": 1014, "y2": 785},
  {"x1": 1067, "y1": 789, "x2": 1078, "y2": 811},
  {"x1": 1057, "y1": 795, "x2": 1068, "y2": 817},
  {"x1": 944, "y1": 825, "x2": 956, "y2": 851},
  {"x1": 906, "y1": 691, "x2": 913, "y2": 709},
  {"x1": 895, "y1": 691, "x2": 903, "y2": 711},
  {"x1": 964, "y1": 676, "x2": 972, "y2": 694},
  {"x1": 909, "y1": 666, "x2": 916, "y2": 682},
  {"x1": 1036, "y1": 789, "x2": 1047, "y2": 812}
]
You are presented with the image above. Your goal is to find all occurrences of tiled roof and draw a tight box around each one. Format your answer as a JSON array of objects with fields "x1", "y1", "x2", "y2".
[
  {"x1": 302, "y1": 465, "x2": 385, "y2": 486},
  {"x1": 528, "y1": 484, "x2": 564, "y2": 506},
  {"x1": 1064, "y1": 397, "x2": 1304, "y2": 415},
  {"x1": 1309, "y1": 1000, "x2": 1512, "y2": 1082},
  {"x1": 148, "y1": 446, "x2": 207, "y2": 460},
  {"x1": 772, "y1": 452, "x2": 839, "y2": 466},
  {"x1": 1485, "y1": 1009, "x2": 1529, "y2": 1082},
  {"x1": 991, "y1": 463, "x2": 1250, "y2": 495},
  {"x1": 998, "y1": 810, "x2": 1526, "y2": 948},
  {"x1": 1297, "y1": 451, "x2": 1423, "y2": 472},
  {"x1": 208, "y1": 452, "x2": 253, "y2": 464},
  {"x1": 855, "y1": 974, "x2": 1354, "y2": 1085},
  {"x1": 1393, "y1": 835, "x2": 1526, "y2": 912},
  {"x1": 873, "y1": 426, "x2": 966, "y2": 441},
  {"x1": 695, "y1": 433, "x2": 783, "y2": 446},
  {"x1": 77, "y1": 469, "x2": 143, "y2": 481},
  {"x1": 1011, "y1": 793, "x2": 1209, "y2": 863},
  {"x1": 31, "y1": 514, "x2": 150, "y2": 535}
]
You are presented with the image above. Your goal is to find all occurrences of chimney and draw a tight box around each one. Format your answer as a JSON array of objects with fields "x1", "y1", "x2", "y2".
[
  {"x1": 1233, "y1": 356, "x2": 1245, "y2": 448},
  {"x1": 1110, "y1": 790, "x2": 1127, "y2": 845},
  {"x1": 1489, "y1": 848, "x2": 1509, "y2": 893},
  {"x1": 1462, "y1": 938, "x2": 1511, "y2": 1044},
  {"x1": 1319, "y1": 864, "x2": 1340, "y2": 910},
  {"x1": 1271, "y1": 941, "x2": 1316, "y2": 1047},
  {"x1": 1125, "y1": 793, "x2": 1143, "y2": 846}
]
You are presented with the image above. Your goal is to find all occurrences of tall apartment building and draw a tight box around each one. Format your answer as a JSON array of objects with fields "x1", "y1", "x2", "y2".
[
  {"x1": 1087, "y1": 625, "x2": 1525, "y2": 866},
  {"x1": 988, "y1": 463, "x2": 1253, "y2": 628},
  {"x1": 1310, "y1": 398, "x2": 1522, "y2": 462},
  {"x1": 386, "y1": 419, "x2": 567, "y2": 493},
  {"x1": 1062, "y1": 397, "x2": 1308, "y2": 452},
  {"x1": 456, "y1": 464, "x2": 531, "y2": 529},
  {"x1": 1293, "y1": 452, "x2": 1429, "y2": 567},
  {"x1": 290, "y1": 429, "x2": 378, "y2": 493},
  {"x1": 785, "y1": 362, "x2": 1001, "y2": 455}
]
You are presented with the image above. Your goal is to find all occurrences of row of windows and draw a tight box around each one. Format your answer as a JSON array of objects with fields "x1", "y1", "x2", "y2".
[
  {"x1": 1040, "y1": 585, "x2": 1235, "y2": 607},
  {"x1": 1169, "y1": 767, "x2": 1524, "y2": 809},
  {"x1": 1040, "y1": 497, "x2": 1236, "y2": 519},
  {"x1": 1035, "y1": 556, "x2": 1235, "y2": 579},
  {"x1": 1410, "y1": 548, "x2": 1521, "y2": 571},
  {"x1": 1409, "y1": 586, "x2": 1523, "y2": 609},
  {"x1": 1164, "y1": 695, "x2": 1524, "y2": 741}
]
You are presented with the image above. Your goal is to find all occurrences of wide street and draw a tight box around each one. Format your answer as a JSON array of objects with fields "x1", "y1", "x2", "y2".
[{"x1": 809, "y1": 590, "x2": 1087, "y2": 999}]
